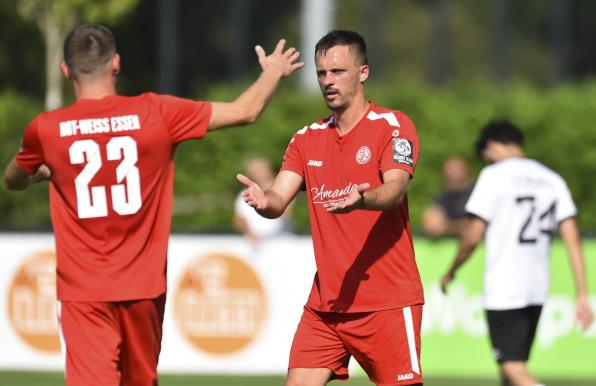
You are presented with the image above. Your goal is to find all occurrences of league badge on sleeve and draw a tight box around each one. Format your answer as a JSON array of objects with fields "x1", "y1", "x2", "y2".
[{"x1": 393, "y1": 138, "x2": 414, "y2": 167}]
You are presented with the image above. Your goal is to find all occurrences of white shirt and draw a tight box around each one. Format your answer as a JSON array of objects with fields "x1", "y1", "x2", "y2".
[
  {"x1": 466, "y1": 157, "x2": 576, "y2": 310},
  {"x1": 234, "y1": 192, "x2": 286, "y2": 239}
]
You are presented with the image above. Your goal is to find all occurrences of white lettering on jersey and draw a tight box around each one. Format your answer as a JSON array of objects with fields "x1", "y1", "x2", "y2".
[
  {"x1": 311, "y1": 182, "x2": 358, "y2": 206},
  {"x1": 60, "y1": 115, "x2": 141, "y2": 137},
  {"x1": 367, "y1": 111, "x2": 400, "y2": 127},
  {"x1": 307, "y1": 160, "x2": 323, "y2": 167}
]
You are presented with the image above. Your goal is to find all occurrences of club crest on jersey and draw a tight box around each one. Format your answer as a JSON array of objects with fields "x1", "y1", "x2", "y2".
[
  {"x1": 356, "y1": 146, "x2": 371, "y2": 165},
  {"x1": 393, "y1": 138, "x2": 414, "y2": 167}
]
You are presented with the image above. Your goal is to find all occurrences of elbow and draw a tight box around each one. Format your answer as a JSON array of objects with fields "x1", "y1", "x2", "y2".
[
  {"x1": 234, "y1": 99, "x2": 261, "y2": 125},
  {"x1": 240, "y1": 108, "x2": 259, "y2": 125}
]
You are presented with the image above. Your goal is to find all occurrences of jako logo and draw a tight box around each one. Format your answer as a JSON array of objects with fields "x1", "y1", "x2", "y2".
[
  {"x1": 397, "y1": 373, "x2": 414, "y2": 381},
  {"x1": 8, "y1": 250, "x2": 60, "y2": 353},
  {"x1": 307, "y1": 160, "x2": 323, "y2": 167},
  {"x1": 174, "y1": 253, "x2": 267, "y2": 355}
]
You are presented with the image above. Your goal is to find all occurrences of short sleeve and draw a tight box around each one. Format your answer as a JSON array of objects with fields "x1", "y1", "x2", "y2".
[
  {"x1": 554, "y1": 177, "x2": 577, "y2": 222},
  {"x1": 15, "y1": 116, "x2": 45, "y2": 175},
  {"x1": 379, "y1": 112, "x2": 419, "y2": 176},
  {"x1": 465, "y1": 168, "x2": 497, "y2": 222},
  {"x1": 280, "y1": 133, "x2": 305, "y2": 177},
  {"x1": 148, "y1": 93, "x2": 212, "y2": 144}
]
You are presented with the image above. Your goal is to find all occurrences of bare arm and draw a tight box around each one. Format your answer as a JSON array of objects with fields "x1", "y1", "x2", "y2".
[
  {"x1": 236, "y1": 170, "x2": 303, "y2": 219},
  {"x1": 208, "y1": 39, "x2": 304, "y2": 131},
  {"x1": 326, "y1": 168, "x2": 410, "y2": 214},
  {"x1": 559, "y1": 217, "x2": 594, "y2": 330},
  {"x1": 440, "y1": 216, "x2": 487, "y2": 293},
  {"x1": 4, "y1": 157, "x2": 51, "y2": 191}
]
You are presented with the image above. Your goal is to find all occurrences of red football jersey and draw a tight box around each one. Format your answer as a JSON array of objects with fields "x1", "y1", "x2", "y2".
[
  {"x1": 281, "y1": 102, "x2": 424, "y2": 312},
  {"x1": 16, "y1": 93, "x2": 211, "y2": 301}
]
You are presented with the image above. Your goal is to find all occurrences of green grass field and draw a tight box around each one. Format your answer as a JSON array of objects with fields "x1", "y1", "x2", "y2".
[{"x1": 0, "y1": 372, "x2": 594, "y2": 386}]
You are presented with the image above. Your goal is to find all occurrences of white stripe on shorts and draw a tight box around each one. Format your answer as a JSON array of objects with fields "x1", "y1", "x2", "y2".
[
  {"x1": 56, "y1": 301, "x2": 67, "y2": 379},
  {"x1": 403, "y1": 306, "x2": 420, "y2": 375}
]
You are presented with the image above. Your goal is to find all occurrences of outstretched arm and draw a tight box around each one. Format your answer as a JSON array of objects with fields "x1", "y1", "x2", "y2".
[
  {"x1": 326, "y1": 168, "x2": 410, "y2": 214},
  {"x1": 237, "y1": 170, "x2": 303, "y2": 219},
  {"x1": 4, "y1": 157, "x2": 51, "y2": 191},
  {"x1": 440, "y1": 216, "x2": 487, "y2": 293},
  {"x1": 208, "y1": 39, "x2": 304, "y2": 131},
  {"x1": 559, "y1": 218, "x2": 594, "y2": 331}
]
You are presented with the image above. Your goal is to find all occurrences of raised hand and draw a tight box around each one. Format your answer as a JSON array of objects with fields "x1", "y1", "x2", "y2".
[
  {"x1": 236, "y1": 173, "x2": 268, "y2": 211},
  {"x1": 326, "y1": 183, "x2": 370, "y2": 214},
  {"x1": 255, "y1": 39, "x2": 304, "y2": 78}
]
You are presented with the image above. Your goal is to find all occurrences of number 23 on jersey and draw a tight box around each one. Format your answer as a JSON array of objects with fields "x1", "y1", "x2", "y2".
[{"x1": 69, "y1": 136, "x2": 142, "y2": 219}]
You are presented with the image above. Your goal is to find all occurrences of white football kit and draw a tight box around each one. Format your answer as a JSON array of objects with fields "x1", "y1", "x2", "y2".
[
  {"x1": 234, "y1": 192, "x2": 286, "y2": 239},
  {"x1": 465, "y1": 157, "x2": 577, "y2": 310}
]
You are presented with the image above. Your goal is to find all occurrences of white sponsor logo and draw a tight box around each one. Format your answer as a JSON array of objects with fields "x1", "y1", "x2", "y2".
[
  {"x1": 355, "y1": 146, "x2": 371, "y2": 165},
  {"x1": 307, "y1": 160, "x2": 323, "y2": 167},
  {"x1": 396, "y1": 373, "x2": 414, "y2": 381},
  {"x1": 311, "y1": 182, "x2": 357, "y2": 206}
]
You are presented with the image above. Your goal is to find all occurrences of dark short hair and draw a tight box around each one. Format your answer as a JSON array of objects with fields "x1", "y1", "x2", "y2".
[
  {"x1": 475, "y1": 120, "x2": 524, "y2": 157},
  {"x1": 63, "y1": 24, "x2": 116, "y2": 79},
  {"x1": 315, "y1": 30, "x2": 368, "y2": 65}
]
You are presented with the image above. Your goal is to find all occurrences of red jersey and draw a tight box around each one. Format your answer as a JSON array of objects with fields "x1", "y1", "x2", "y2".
[
  {"x1": 281, "y1": 102, "x2": 424, "y2": 312},
  {"x1": 16, "y1": 93, "x2": 211, "y2": 301}
]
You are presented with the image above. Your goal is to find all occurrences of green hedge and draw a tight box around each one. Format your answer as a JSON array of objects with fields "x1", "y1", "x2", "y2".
[{"x1": 1, "y1": 82, "x2": 596, "y2": 232}]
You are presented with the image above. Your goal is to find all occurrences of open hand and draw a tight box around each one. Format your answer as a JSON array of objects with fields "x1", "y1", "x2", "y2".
[
  {"x1": 255, "y1": 39, "x2": 304, "y2": 78},
  {"x1": 236, "y1": 173, "x2": 267, "y2": 211},
  {"x1": 326, "y1": 183, "x2": 370, "y2": 214}
]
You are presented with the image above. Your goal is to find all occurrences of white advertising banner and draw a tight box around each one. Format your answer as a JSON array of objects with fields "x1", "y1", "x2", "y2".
[
  {"x1": 1, "y1": 234, "x2": 594, "y2": 378},
  {"x1": 0, "y1": 234, "x2": 317, "y2": 373}
]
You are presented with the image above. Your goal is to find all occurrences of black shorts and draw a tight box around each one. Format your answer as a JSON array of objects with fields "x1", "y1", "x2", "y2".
[{"x1": 485, "y1": 305, "x2": 542, "y2": 363}]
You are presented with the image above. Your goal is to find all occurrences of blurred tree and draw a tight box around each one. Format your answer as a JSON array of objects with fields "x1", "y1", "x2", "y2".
[
  {"x1": 16, "y1": 0, "x2": 140, "y2": 110},
  {"x1": 427, "y1": 0, "x2": 451, "y2": 84}
]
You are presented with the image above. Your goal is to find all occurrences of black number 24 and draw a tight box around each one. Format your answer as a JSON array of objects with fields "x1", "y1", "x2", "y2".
[{"x1": 516, "y1": 196, "x2": 557, "y2": 244}]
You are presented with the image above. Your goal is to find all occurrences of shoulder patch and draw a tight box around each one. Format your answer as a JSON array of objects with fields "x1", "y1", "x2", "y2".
[{"x1": 392, "y1": 138, "x2": 414, "y2": 167}]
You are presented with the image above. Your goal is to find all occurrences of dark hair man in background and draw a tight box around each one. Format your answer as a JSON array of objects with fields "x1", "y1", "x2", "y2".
[{"x1": 441, "y1": 120, "x2": 593, "y2": 386}]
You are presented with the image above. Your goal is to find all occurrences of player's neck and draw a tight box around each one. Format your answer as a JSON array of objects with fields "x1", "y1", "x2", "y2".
[
  {"x1": 497, "y1": 147, "x2": 525, "y2": 162},
  {"x1": 332, "y1": 97, "x2": 369, "y2": 136},
  {"x1": 73, "y1": 77, "x2": 117, "y2": 100}
]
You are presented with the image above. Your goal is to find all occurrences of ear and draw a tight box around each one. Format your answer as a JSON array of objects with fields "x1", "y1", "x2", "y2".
[
  {"x1": 60, "y1": 61, "x2": 72, "y2": 80},
  {"x1": 112, "y1": 53, "x2": 121, "y2": 75},
  {"x1": 359, "y1": 64, "x2": 369, "y2": 83}
]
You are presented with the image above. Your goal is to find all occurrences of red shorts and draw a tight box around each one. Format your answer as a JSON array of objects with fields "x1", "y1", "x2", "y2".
[
  {"x1": 58, "y1": 294, "x2": 166, "y2": 386},
  {"x1": 289, "y1": 305, "x2": 423, "y2": 386}
]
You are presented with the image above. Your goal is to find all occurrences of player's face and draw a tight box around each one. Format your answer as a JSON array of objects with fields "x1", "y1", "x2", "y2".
[{"x1": 315, "y1": 45, "x2": 368, "y2": 111}]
